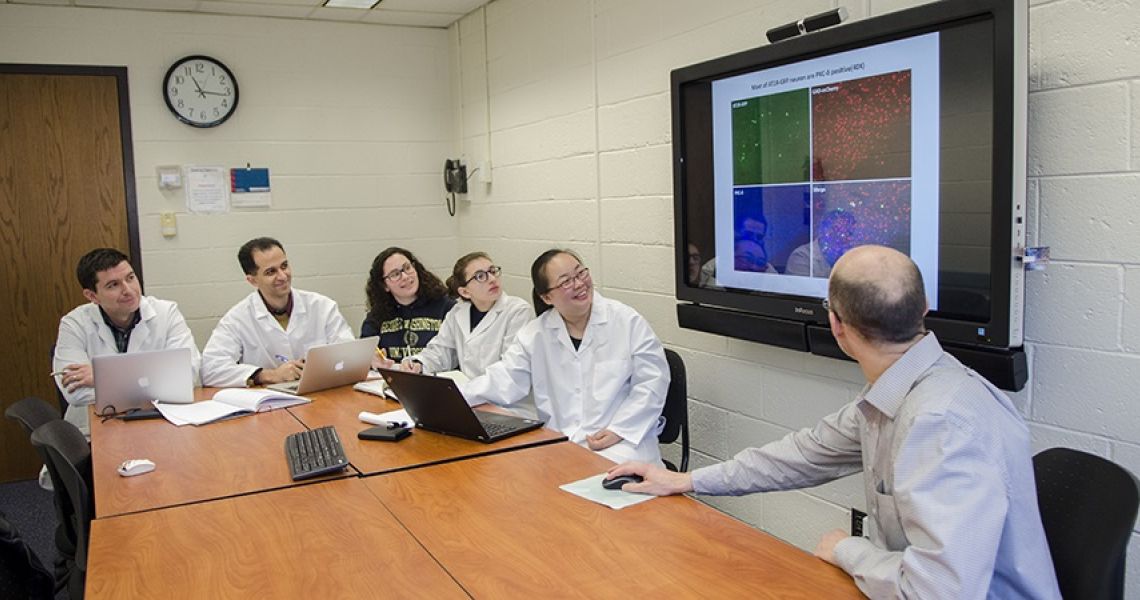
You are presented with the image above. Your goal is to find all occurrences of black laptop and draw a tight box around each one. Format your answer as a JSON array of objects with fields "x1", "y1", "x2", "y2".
[{"x1": 378, "y1": 368, "x2": 544, "y2": 443}]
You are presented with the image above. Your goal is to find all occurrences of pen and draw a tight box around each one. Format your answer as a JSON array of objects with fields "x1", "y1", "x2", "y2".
[
  {"x1": 275, "y1": 354, "x2": 289, "y2": 363},
  {"x1": 375, "y1": 348, "x2": 387, "y2": 361},
  {"x1": 49, "y1": 370, "x2": 66, "y2": 378}
]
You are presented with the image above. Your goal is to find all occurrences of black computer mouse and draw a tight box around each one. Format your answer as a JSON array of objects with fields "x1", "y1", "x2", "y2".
[{"x1": 601, "y1": 474, "x2": 644, "y2": 490}]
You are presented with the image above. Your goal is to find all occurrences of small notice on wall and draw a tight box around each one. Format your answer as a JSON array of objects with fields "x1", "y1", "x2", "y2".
[
  {"x1": 231, "y1": 167, "x2": 272, "y2": 208},
  {"x1": 184, "y1": 166, "x2": 229, "y2": 214}
]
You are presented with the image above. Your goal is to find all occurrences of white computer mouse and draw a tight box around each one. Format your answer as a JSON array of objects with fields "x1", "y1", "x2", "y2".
[{"x1": 117, "y1": 459, "x2": 156, "y2": 477}]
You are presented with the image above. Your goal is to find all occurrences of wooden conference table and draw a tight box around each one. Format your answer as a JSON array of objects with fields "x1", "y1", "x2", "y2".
[
  {"x1": 366, "y1": 442, "x2": 863, "y2": 599},
  {"x1": 87, "y1": 385, "x2": 864, "y2": 598},
  {"x1": 86, "y1": 477, "x2": 469, "y2": 599}
]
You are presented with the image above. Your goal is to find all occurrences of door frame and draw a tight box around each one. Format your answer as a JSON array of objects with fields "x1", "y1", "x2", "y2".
[{"x1": 1, "y1": 63, "x2": 142, "y2": 286}]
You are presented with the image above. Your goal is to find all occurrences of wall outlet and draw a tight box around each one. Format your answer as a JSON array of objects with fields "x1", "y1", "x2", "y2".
[{"x1": 851, "y1": 508, "x2": 868, "y2": 537}]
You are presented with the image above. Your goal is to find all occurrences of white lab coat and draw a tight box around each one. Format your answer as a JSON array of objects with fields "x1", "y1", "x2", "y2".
[
  {"x1": 462, "y1": 292, "x2": 669, "y2": 465},
  {"x1": 407, "y1": 293, "x2": 532, "y2": 378},
  {"x1": 53, "y1": 296, "x2": 201, "y2": 437},
  {"x1": 201, "y1": 288, "x2": 354, "y2": 387}
]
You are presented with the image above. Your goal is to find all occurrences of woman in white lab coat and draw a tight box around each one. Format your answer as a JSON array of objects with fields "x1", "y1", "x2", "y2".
[
  {"x1": 461, "y1": 249, "x2": 670, "y2": 465},
  {"x1": 402, "y1": 252, "x2": 532, "y2": 378}
]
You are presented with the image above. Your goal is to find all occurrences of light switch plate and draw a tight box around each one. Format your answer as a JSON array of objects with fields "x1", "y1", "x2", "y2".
[{"x1": 160, "y1": 212, "x2": 177, "y2": 238}]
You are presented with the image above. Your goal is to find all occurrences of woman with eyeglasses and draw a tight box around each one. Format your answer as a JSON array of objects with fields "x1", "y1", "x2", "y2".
[
  {"x1": 461, "y1": 249, "x2": 670, "y2": 465},
  {"x1": 401, "y1": 252, "x2": 532, "y2": 378},
  {"x1": 362, "y1": 247, "x2": 454, "y2": 363}
]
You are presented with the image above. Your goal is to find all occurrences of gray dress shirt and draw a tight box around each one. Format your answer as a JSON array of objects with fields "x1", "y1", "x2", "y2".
[{"x1": 692, "y1": 334, "x2": 1061, "y2": 599}]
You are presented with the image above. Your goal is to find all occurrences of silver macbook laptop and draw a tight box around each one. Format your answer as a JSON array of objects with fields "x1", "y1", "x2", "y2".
[
  {"x1": 268, "y1": 336, "x2": 378, "y2": 395},
  {"x1": 379, "y1": 368, "x2": 544, "y2": 443},
  {"x1": 93, "y1": 347, "x2": 195, "y2": 416}
]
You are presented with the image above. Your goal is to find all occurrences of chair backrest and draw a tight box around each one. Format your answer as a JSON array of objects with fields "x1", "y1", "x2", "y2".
[
  {"x1": 5, "y1": 396, "x2": 60, "y2": 435},
  {"x1": 0, "y1": 510, "x2": 54, "y2": 600},
  {"x1": 658, "y1": 348, "x2": 690, "y2": 472},
  {"x1": 30, "y1": 420, "x2": 93, "y2": 572},
  {"x1": 1034, "y1": 447, "x2": 1140, "y2": 600}
]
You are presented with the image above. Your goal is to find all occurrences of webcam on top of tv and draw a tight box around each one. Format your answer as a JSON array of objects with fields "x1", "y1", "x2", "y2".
[{"x1": 766, "y1": 7, "x2": 849, "y2": 44}]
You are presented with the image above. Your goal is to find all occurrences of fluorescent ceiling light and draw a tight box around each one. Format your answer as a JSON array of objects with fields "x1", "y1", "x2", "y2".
[{"x1": 323, "y1": 0, "x2": 379, "y2": 8}]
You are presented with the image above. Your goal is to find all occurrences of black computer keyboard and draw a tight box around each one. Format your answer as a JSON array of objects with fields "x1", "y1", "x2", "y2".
[
  {"x1": 285, "y1": 425, "x2": 349, "y2": 481},
  {"x1": 479, "y1": 419, "x2": 517, "y2": 438}
]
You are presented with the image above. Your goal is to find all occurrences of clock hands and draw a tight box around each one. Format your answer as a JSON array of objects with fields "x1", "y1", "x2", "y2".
[
  {"x1": 190, "y1": 74, "x2": 230, "y2": 99},
  {"x1": 190, "y1": 76, "x2": 206, "y2": 98}
]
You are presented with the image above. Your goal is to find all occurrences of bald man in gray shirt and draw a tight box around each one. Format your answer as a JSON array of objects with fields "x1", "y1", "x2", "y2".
[{"x1": 610, "y1": 245, "x2": 1060, "y2": 599}]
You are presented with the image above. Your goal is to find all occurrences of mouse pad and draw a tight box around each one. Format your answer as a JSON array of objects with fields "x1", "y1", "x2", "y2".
[{"x1": 559, "y1": 473, "x2": 657, "y2": 510}]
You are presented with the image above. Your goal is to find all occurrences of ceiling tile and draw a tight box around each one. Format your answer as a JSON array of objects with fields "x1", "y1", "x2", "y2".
[
  {"x1": 307, "y1": 5, "x2": 367, "y2": 21},
  {"x1": 377, "y1": 0, "x2": 485, "y2": 15},
  {"x1": 8, "y1": 0, "x2": 72, "y2": 6},
  {"x1": 197, "y1": 0, "x2": 315, "y2": 18},
  {"x1": 74, "y1": 0, "x2": 201, "y2": 11},
  {"x1": 360, "y1": 8, "x2": 458, "y2": 27}
]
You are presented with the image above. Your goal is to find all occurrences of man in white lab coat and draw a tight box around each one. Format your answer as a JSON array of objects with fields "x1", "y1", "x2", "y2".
[
  {"x1": 200, "y1": 237, "x2": 354, "y2": 388},
  {"x1": 53, "y1": 248, "x2": 201, "y2": 438}
]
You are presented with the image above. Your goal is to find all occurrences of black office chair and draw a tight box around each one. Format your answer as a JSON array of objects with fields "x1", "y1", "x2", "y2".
[
  {"x1": 5, "y1": 396, "x2": 60, "y2": 434},
  {"x1": 5, "y1": 396, "x2": 76, "y2": 592},
  {"x1": 0, "y1": 510, "x2": 54, "y2": 600},
  {"x1": 659, "y1": 348, "x2": 690, "y2": 472},
  {"x1": 1034, "y1": 447, "x2": 1140, "y2": 600},
  {"x1": 31, "y1": 420, "x2": 93, "y2": 600}
]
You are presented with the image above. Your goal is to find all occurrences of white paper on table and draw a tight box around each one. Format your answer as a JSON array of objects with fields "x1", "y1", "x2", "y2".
[
  {"x1": 152, "y1": 400, "x2": 190, "y2": 426},
  {"x1": 559, "y1": 473, "x2": 657, "y2": 510},
  {"x1": 153, "y1": 400, "x2": 236, "y2": 426}
]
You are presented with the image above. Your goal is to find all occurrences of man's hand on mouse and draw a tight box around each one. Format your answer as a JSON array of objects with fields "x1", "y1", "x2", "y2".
[
  {"x1": 586, "y1": 429, "x2": 621, "y2": 451},
  {"x1": 606, "y1": 462, "x2": 694, "y2": 496}
]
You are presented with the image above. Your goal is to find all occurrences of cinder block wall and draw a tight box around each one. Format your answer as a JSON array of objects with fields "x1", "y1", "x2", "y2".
[
  {"x1": 451, "y1": 0, "x2": 1140, "y2": 593},
  {"x1": 0, "y1": 4, "x2": 460, "y2": 344}
]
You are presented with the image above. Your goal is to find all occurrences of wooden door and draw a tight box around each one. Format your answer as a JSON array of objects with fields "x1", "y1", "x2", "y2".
[{"x1": 0, "y1": 66, "x2": 139, "y2": 482}]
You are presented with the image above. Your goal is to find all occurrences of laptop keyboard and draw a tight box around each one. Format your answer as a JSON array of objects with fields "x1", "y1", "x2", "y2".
[
  {"x1": 285, "y1": 426, "x2": 348, "y2": 481},
  {"x1": 274, "y1": 381, "x2": 300, "y2": 392},
  {"x1": 476, "y1": 415, "x2": 528, "y2": 438}
]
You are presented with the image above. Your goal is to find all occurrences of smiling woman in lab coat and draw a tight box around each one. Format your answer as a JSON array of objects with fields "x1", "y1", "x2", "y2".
[
  {"x1": 461, "y1": 249, "x2": 670, "y2": 465},
  {"x1": 401, "y1": 252, "x2": 532, "y2": 378}
]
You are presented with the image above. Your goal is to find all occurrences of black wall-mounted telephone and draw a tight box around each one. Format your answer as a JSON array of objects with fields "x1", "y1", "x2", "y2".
[{"x1": 444, "y1": 159, "x2": 468, "y2": 194}]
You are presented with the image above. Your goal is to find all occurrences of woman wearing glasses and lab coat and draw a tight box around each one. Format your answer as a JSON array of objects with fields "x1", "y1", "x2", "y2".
[
  {"x1": 401, "y1": 252, "x2": 532, "y2": 378},
  {"x1": 362, "y1": 247, "x2": 454, "y2": 363},
  {"x1": 461, "y1": 249, "x2": 670, "y2": 465}
]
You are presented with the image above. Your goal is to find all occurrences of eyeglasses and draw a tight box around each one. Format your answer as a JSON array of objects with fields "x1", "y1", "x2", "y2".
[
  {"x1": 549, "y1": 268, "x2": 591, "y2": 292},
  {"x1": 383, "y1": 262, "x2": 415, "y2": 282},
  {"x1": 464, "y1": 265, "x2": 502, "y2": 285}
]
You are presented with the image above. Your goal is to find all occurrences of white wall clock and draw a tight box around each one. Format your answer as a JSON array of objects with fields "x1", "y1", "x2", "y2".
[{"x1": 162, "y1": 55, "x2": 239, "y2": 128}]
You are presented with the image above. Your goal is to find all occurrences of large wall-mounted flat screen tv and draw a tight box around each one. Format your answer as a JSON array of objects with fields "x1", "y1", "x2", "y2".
[{"x1": 673, "y1": 0, "x2": 1028, "y2": 388}]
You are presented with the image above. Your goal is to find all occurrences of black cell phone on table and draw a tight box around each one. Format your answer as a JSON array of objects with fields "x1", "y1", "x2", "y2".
[
  {"x1": 121, "y1": 408, "x2": 162, "y2": 421},
  {"x1": 358, "y1": 426, "x2": 411, "y2": 442}
]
